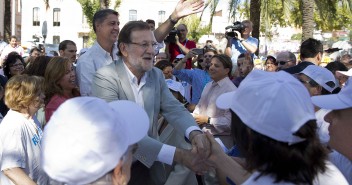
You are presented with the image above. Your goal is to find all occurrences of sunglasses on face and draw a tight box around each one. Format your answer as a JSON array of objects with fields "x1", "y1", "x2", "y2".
[
  {"x1": 198, "y1": 59, "x2": 204, "y2": 63},
  {"x1": 278, "y1": 61, "x2": 291, "y2": 65}
]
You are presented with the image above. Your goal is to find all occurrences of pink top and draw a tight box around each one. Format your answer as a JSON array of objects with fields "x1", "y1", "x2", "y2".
[{"x1": 45, "y1": 95, "x2": 68, "y2": 123}]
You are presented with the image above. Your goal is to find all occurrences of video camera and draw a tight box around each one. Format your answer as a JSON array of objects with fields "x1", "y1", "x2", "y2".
[
  {"x1": 164, "y1": 27, "x2": 180, "y2": 43},
  {"x1": 225, "y1": 21, "x2": 245, "y2": 38}
]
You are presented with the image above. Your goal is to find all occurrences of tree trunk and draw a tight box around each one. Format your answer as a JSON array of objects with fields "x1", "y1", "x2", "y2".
[
  {"x1": 4, "y1": 0, "x2": 11, "y2": 41},
  {"x1": 250, "y1": 0, "x2": 261, "y2": 56},
  {"x1": 100, "y1": 0, "x2": 109, "y2": 9},
  {"x1": 301, "y1": 0, "x2": 314, "y2": 42}
]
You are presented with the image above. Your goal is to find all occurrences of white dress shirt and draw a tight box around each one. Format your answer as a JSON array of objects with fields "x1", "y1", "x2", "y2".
[{"x1": 76, "y1": 41, "x2": 119, "y2": 96}]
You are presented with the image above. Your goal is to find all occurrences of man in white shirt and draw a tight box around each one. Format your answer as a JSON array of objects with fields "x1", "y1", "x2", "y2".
[{"x1": 0, "y1": 35, "x2": 24, "y2": 66}]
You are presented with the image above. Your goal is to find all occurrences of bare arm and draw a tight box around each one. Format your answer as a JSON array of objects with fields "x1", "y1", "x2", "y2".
[
  {"x1": 154, "y1": 0, "x2": 204, "y2": 42},
  {"x1": 205, "y1": 132, "x2": 251, "y2": 184},
  {"x1": 173, "y1": 49, "x2": 197, "y2": 70},
  {"x1": 3, "y1": 167, "x2": 37, "y2": 185},
  {"x1": 241, "y1": 40, "x2": 257, "y2": 54}
]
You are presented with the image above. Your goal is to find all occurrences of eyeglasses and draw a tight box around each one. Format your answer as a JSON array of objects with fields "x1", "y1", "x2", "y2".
[
  {"x1": 278, "y1": 61, "x2": 292, "y2": 65},
  {"x1": 204, "y1": 55, "x2": 213, "y2": 58},
  {"x1": 9, "y1": 63, "x2": 24, "y2": 68},
  {"x1": 129, "y1": 42, "x2": 159, "y2": 51}
]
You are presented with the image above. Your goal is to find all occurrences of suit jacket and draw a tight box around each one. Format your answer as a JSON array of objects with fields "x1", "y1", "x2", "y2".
[{"x1": 92, "y1": 59, "x2": 198, "y2": 168}]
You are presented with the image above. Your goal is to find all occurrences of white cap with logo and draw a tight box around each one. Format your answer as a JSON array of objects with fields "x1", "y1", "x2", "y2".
[{"x1": 216, "y1": 70, "x2": 316, "y2": 145}]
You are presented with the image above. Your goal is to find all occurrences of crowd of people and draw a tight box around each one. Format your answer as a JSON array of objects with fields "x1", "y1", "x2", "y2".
[{"x1": 0, "y1": 0, "x2": 351, "y2": 184}]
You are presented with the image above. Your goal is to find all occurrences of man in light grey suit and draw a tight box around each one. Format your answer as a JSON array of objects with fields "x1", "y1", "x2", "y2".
[{"x1": 92, "y1": 20, "x2": 210, "y2": 185}]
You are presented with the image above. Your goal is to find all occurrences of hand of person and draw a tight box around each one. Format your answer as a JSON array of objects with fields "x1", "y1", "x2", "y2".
[
  {"x1": 189, "y1": 130, "x2": 211, "y2": 160},
  {"x1": 234, "y1": 31, "x2": 243, "y2": 41},
  {"x1": 172, "y1": 0, "x2": 205, "y2": 20},
  {"x1": 203, "y1": 131, "x2": 228, "y2": 168},
  {"x1": 175, "y1": 147, "x2": 211, "y2": 175},
  {"x1": 192, "y1": 113, "x2": 208, "y2": 125},
  {"x1": 185, "y1": 49, "x2": 198, "y2": 60},
  {"x1": 175, "y1": 35, "x2": 180, "y2": 45}
]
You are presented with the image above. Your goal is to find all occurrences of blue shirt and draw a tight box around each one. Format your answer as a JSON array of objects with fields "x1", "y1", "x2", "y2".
[
  {"x1": 173, "y1": 68, "x2": 211, "y2": 104},
  {"x1": 230, "y1": 36, "x2": 258, "y2": 71}
]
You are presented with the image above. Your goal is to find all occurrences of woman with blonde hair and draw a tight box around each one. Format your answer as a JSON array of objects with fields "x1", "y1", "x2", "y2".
[
  {"x1": 44, "y1": 57, "x2": 79, "y2": 122},
  {"x1": 0, "y1": 74, "x2": 49, "y2": 185}
]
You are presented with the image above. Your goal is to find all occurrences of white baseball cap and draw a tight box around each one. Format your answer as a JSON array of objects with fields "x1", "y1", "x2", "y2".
[
  {"x1": 299, "y1": 65, "x2": 337, "y2": 93},
  {"x1": 216, "y1": 70, "x2": 316, "y2": 145},
  {"x1": 176, "y1": 54, "x2": 185, "y2": 59},
  {"x1": 165, "y1": 79, "x2": 185, "y2": 97},
  {"x1": 337, "y1": 68, "x2": 352, "y2": 77},
  {"x1": 312, "y1": 77, "x2": 352, "y2": 110},
  {"x1": 41, "y1": 97, "x2": 149, "y2": 185}
]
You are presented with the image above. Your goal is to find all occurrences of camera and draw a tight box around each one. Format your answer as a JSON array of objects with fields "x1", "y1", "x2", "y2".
[
  {"x1": 164, "y1": 27, "x2": 180, "y2": 43},
  {"x1": 225, "y1": 21, "x2": 245, "y2": 38}
]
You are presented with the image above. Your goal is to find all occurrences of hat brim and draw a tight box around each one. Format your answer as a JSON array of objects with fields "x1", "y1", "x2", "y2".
[
  {"x1": 312, "y1": 94, "x2": 350, "y2": 110},
  {"x1": 109, "y1": 100, "x2": 149, "y2": 145},
  {"x1": 337, "y1": 70, "x2": 352, "y2": 77},
  {"x1": 216, "y1": 91, "x2": 236, "y2": 110}
]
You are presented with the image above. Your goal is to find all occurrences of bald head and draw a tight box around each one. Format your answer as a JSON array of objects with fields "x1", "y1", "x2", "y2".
[{"x1": 276, "y1": 51, "x2": 296, "y2": 70}]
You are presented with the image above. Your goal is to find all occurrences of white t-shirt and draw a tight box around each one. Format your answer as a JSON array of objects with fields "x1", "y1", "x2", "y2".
[
  {"x1": 0, "y1": 110, "x2": 49, "y2": 185},
  {"x1": 242, "y1": 161, "x2": 348, "y2": 185},
  {"x1": 329, "y1": 150, "x2": 352, "y2": 184}
]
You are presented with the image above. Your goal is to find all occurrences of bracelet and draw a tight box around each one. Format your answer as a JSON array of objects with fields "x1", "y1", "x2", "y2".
[
  {"x1": 240, "y1": 39, "x2": 245, "y2": 43},
  {"x1": 168, "y1": 15, "x2": 178, "y2": 24},
  {"x1": 207, "y1": 117, "x2": 211, "y2": 123}
]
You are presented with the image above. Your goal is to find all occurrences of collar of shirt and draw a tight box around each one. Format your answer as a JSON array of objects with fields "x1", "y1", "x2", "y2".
[
  {"x1": 92, "y1": 41, "x2": 119, "y2": 61},
  {"x1": 122, "y1": 61, "x2": 147, "y2": 107},
  {"x1": 214, "y1": 76, "x2": 230, "y2": 87}
]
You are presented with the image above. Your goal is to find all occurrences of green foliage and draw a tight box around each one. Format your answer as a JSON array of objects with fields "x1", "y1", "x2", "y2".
[
  {"x1": 291, "y1": 33, "x2": 302, "y2": 40},
  {"x1": 77, "y1": 0, "x2": 101, "y2": 26},
  {"x1": 179, "y1": 15, "x2": 211, "y2": 43}
]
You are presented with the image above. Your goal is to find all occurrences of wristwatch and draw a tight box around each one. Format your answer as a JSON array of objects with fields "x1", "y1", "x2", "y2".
[{"x1": 168, "y1": 15, "x2": 178, "y2": 24}]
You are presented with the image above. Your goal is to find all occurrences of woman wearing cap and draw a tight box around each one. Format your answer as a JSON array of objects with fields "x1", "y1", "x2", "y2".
[
  {"x1": 264, "y1": 55, "x2": 278, "y2": 72},
  {"x1": 44, "y1": 57, "x2": 80, "y2": 122},
  {"x1": 204, "y1": 70, "x2": 348, "y2": 184},
  {"x1": 0, "y1": 75, "x2": 49, "y2": 185}
]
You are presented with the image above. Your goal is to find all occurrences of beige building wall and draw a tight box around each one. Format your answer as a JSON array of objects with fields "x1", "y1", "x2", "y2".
[{"x1": 0, "y1": 0, "x2": 5, "y2": 38}]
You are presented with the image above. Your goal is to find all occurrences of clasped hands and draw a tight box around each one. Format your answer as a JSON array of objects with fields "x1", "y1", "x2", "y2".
[{"x1": 175, "y1": 130, "x2": 226, "y2": 175}]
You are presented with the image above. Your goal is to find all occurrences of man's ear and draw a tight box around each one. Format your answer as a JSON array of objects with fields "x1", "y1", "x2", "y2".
[
  {"x1": 119, "y1": 43, "x2": 128, "y2": 57},
  {"x1": 59, "y1": 50, "x2": 64, "y2": 56},
  {"x1": 316, "y1": 52, "x2": 322, "y2": 63}
]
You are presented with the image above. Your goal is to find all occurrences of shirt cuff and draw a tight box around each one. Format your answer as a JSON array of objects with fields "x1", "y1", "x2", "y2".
[
  {"x1": 156, "y1": 144, "x2": 176, "y2": 165},
  {"x1": 185, "y1": 126, "x2": 203, "y2": 140}
]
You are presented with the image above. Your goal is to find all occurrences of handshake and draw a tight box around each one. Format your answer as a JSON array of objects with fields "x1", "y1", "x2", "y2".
[{"x1": 174, "y1": 131, "x2": 228, "y2": 175}]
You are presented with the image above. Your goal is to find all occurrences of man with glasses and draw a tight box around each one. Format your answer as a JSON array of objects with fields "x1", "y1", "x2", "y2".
[
  {"x1": 92, "y1": 21, "x2": 210, "y2": 185},
  {"x1": 276, "y1": 51, "x2": 297, "y2": 70},
  {"x1": 166, "y1": 24, "x2": 196, "y2": 69},
  {"x1": 173, "y1": 47, "x2": 216, "y2": 111}
]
